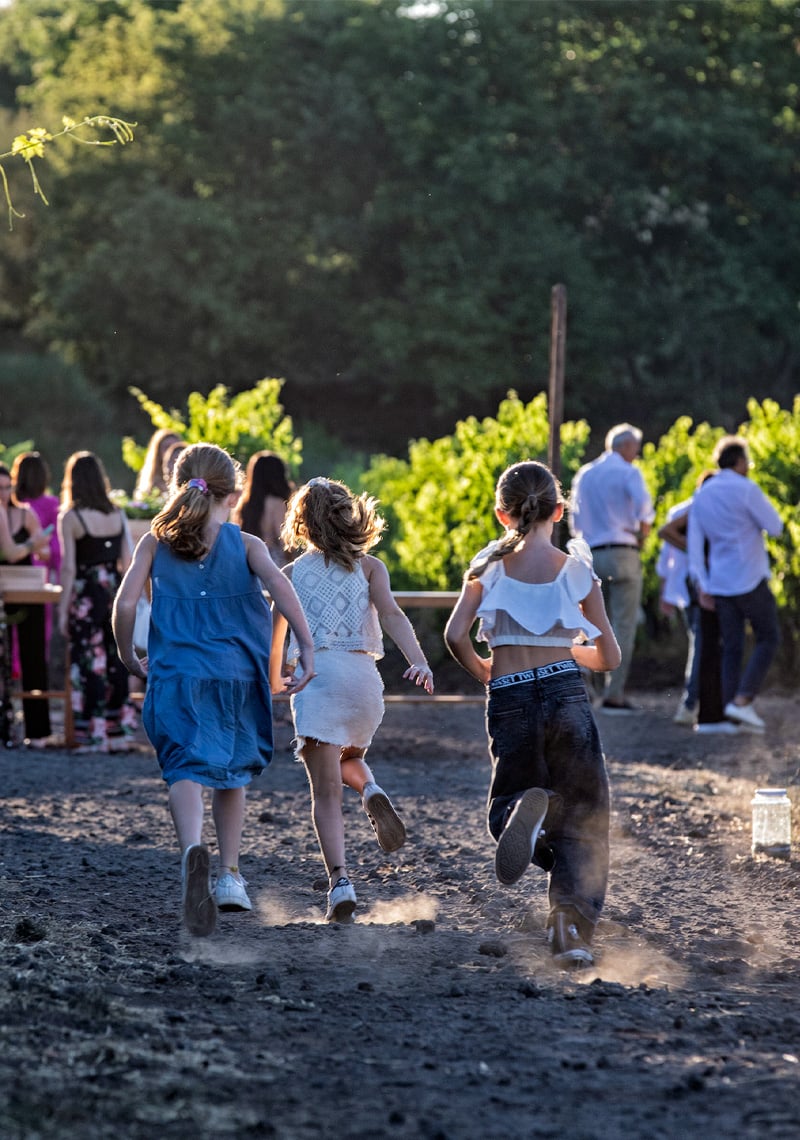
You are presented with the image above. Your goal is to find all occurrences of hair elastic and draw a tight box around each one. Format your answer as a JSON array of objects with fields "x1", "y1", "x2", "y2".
[
  {"x1": 308, "y1": 476, "x2": 330, "y2": 488},
  {"x1": 187, "y1": 477, "x2": 209, "y2": 495}
]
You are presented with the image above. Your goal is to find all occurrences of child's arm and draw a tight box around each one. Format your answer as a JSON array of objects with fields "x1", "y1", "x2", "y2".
[
  {"x1": 57, "y1": 510, "x2": 77, "y2": 638},
  {"x1": 269, "y1": 607, "x2": 291, "y2": 695},
  {"x1": 443, "y1": 577, "x2": 491, "y2": 686},
  {"x1": 112, "y1": 533, "x2": 156, "y2": 682},
  {"x1": 571, "y1": 580, "x2": 622, "y2": 673},
  {"x1": 364, "y1": 556, "x2": 433, "y2": 693},
  {"x1": 244, "y1": 535, "x2": 315, "y2": 694}
]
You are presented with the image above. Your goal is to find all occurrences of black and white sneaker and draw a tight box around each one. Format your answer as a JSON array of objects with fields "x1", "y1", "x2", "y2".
[
  {"x1": 362, "y1": 782, "x2": 406, "y2": 852},
  {"x1": 547, "y1": 906, "x2": 594, "y2": 970},
  {"x1": 495, "y1": 787, "x2": 549, "y2": 886},
  {"x1": 326, "y1": 876, "x2": 357, "y2": 923}
]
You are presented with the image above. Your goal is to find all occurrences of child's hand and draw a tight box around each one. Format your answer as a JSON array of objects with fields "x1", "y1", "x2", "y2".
[
  {"x1": 282, "y1": 668, "x2": 316, "y2": 695},
  {"x1": 403, "y1": 663, "x2": 434, "y2": 694},
  {"x1": 123, "y1": 654, "x2": 148, "y2": 682}
]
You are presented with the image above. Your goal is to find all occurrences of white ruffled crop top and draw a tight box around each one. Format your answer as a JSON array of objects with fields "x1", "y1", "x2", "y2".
[
  {"x1": 287, "y1": 550, "x2": 384, "y2": 661},
  {"x1": 473, "y1": 539, "x2": 602, "y2": 649}
]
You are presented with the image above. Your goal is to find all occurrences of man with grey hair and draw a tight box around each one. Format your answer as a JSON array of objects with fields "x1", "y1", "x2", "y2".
[{"x1": 569, "y1": 423, "x2": 654, "y2": 713}]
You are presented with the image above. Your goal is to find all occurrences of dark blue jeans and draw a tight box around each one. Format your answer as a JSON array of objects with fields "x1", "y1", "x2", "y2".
[
  {"x1": 715, "y1": 578, "x2": 779, "y2": 706},
  {"x1": 485, "y1": 665, "x2": 609, "y2": 927}
]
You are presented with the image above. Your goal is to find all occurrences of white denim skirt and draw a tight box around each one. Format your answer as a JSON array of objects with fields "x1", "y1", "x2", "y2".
[{"x1": 291, "y1": 649, "x2": 384, "y2": 754}]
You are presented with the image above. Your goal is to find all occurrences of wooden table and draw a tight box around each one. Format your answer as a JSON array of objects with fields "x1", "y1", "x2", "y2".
[{"x1": 1, "y1": 584, "x2": 74, "y2": 747}]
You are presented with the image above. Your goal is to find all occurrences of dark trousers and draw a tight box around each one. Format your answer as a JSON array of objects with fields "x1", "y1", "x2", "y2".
[
  {"x1": 715, "y1": 579, "x2": 779, "y2": 705},
  {"x1": 486, "y1": 667, "x2": 609, "y2": 926},
  {"x1": 696, "y1": 606, "x2": 724, "y2": 724},
  {"x1": 5, "y1": 601, "x2": 50, "y2": 739}
]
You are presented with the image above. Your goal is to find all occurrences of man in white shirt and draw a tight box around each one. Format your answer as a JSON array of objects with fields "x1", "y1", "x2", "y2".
[
  {"x1": 569, "y1": 423, "x2": 655, "y2": 713},
  {"x1": 687, "y1": 436, "x2": 782, "y2": 732}
]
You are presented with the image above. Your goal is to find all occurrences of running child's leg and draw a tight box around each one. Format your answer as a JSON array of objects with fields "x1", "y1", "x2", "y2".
[
  {"x1": 212, "y1": 787, "x2": 252, "y2": 912},
  {"x1": 212, "y1": 786, "x2": 246, "y2": 875},
  {"x1": 168, "y1": 779, "x2": 205, "y2": 851},
  {"x1": 341, "y1": 746, "x2": 406, "y2": 853},
  {"x1": 167, "y1": 779, "x2": 216, "y2": 936},
  {"x1": 303, "y1": 740, "x2": 348, "y2": 878},
  {"x1": 303, "y1": 739, "x2": 356, "y2": 921},
  {"x1": 340, "y1": 747, "x2": 372, "y2": 794}
]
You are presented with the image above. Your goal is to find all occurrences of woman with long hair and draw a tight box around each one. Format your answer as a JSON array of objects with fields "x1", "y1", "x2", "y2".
[
  {"x1": 58, "y1": 451, "x2": 136, "y2": 750},
  {"x1": 233, "y1": 451, "x2": 295, "y2": 568}
]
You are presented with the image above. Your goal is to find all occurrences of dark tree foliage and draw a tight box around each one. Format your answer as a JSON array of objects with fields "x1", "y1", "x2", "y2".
[{"x1": 0, "y1": 0, "x2": 797, "y2": 452}]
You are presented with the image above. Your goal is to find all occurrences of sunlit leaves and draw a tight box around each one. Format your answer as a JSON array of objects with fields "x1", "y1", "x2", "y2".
[
  {"x1": 122, "y1": 379, "x2": 302, "y2": 477},
  {"x1": 0, "y1": 114, "x2": 135, "y2": 227},
  {"x1": 361, "y1": 391, "x2": 590, "y2": 589}
]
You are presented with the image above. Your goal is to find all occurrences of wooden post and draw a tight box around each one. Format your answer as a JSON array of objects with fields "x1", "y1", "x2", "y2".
[{"x1": 548, "y1": 284, "x2": 567, "y2": 481}]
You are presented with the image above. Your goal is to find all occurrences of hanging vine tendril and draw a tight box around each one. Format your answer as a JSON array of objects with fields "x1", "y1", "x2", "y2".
[{"x1": 0, "y1": 114, "x2": 136, "y2": 229}]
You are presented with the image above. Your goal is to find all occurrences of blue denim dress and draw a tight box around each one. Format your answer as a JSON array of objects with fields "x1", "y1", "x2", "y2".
[{"x1": 143, "y1": 523, "x2": 274, "y2": 788}]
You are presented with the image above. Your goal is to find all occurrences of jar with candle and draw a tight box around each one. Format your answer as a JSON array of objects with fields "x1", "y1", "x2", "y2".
[{"x1": 750, "y1": 788, "x2": 792, "y2": 859}]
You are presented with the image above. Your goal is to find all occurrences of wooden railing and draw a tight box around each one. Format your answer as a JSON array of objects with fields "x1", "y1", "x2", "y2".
[{"x1": 383, "y1": 591, "x2": 483, "y2": 705}]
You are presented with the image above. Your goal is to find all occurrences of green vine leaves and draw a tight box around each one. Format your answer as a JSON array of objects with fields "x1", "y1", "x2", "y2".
[{"x1": 1, "y1": 114, "x2": 136, "y2": 229}]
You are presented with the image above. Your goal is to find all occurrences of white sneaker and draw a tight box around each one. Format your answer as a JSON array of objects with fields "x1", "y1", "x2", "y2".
[
  {"x1": 362, "y1": 782, "x2": 406, "y2": 852},
  {"x1": 694, "y1": 721, "x2": 740, "y2": 735},
  {"x1": 325, "y1": 876, "x2": 357, "y2": 923},
  {"x1": 181, "y1": 844, "x2": 216, "y2": 936},
  {"x1": 672, "y1": 703, "x2": 696, "y2": 726},
  {"x1": 724, "y1": 701, "x2": 765, "y2": 731},
  {"x1": 214, "y1": 872, "x2": 252, "y2": 912}
]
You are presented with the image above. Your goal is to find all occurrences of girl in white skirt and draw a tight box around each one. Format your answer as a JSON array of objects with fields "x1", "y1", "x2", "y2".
[{"x1": 270, "y1": 477, "x2": 434, "y2": 922}]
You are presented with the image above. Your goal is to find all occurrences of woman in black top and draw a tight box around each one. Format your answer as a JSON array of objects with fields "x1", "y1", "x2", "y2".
[{"x1": 58, "y1": 452, "x2": 135, "y2": 750}]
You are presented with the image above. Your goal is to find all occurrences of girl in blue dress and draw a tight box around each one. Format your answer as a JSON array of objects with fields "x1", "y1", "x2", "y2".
[
  {"x1": 445, "y1": 461, "x2": 620, "y2": 970},
  {"x1": 113, "y1": 443, "x2": 314, "y2": 937}
]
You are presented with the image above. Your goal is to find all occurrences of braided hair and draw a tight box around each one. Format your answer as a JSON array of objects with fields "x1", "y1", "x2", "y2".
[{"x1": 468, "y1": 461, "x2": 561, "y2": 579}]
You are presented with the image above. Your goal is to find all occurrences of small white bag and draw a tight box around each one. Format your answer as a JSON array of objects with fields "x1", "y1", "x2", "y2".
[{"x1": 133, "y1": 595, "x2": 151, "y2": 651}]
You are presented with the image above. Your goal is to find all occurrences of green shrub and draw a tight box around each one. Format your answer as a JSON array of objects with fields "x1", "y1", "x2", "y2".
[
  {"x1": 361, "y1": 391, "x2": 591, "y2": 590},
  {"x1": 122, "y1": 379, "x2": 302, "y2": 477}
]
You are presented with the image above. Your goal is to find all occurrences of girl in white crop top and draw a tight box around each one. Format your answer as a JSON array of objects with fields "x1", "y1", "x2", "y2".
[
  {"x1": 270, "y1": 476, "x2": 434, "y2": 924},
  {"x1": 444, "y1": 460, "x2": 620, "y2": 971},
  {"x1": 445, "y1": 463, "x2": 620, "y2": 683}
]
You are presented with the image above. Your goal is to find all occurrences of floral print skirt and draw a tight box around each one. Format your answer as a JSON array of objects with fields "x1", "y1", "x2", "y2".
[{"x1": 68, "y1": 562, "x2": 135, "y2": 747}]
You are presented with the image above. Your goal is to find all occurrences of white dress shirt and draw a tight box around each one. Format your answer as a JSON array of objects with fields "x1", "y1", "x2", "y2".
[
  {"x1": 687, "y1": 469, "x2": 782, "y2": 596},
  {"x1": 569, "y1": 450, "x2": 654, "y2": 548}
]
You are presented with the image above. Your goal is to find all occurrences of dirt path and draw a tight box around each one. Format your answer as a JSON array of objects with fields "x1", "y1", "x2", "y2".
[{"x1": 1, "y1": 691, "x2": 799, "y2": 1138}]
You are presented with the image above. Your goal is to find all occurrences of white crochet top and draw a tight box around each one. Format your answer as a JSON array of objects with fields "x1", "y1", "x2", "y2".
[
  {"x1": 287, "y1": 551, "x2": 384, "y2": 661},
  {"x1": 473, "y1": 539, "x2": 602, "y2": 649}
]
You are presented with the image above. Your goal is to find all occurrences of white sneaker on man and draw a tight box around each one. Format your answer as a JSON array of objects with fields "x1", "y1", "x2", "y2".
[
  {"x1": 694, "y1": 721, "x2": 740, "y2": 735},
  {"x1": 673, "y1": 703, "x2": 696, "y2": 726},
  {"x1": 724, "y1": 702, "x2": 765, "y2": 732}
]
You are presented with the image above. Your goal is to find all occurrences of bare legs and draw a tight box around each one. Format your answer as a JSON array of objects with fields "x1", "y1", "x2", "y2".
[
  {"x1": 302, "y1": 741, "x2": 348, "y2": 884},
  {"x1": 301, "y1": 742, "x2": 377, "y2": 884},
  {"x1": 340, "y1": 746, "x2": 375, "y2": 797},
  {"x1": 168, "y1": 779, "x2": 246, "y2": 877}
]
